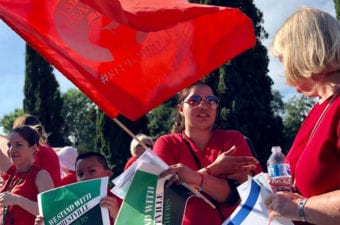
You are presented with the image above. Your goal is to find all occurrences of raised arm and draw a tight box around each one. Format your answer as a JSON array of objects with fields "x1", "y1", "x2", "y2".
[{"x1": 0, "y1": 136, "x2": 12, "y2": 173}]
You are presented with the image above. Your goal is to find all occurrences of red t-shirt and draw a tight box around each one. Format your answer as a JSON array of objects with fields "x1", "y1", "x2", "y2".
[
  {"x1": 0, "y1": 165, "x2": 41, "y2": 225},
  {"x1": 287, "y1": 95, "x2": 340, "y2": 225},
  {"x1": 124, "y1": 156, "x2": 138, "y2": 170},
  {"x1": 34, "y1": 144, "x2": 61, "y2": 187},
  {"x1": 153, "y1": 130, "x2": 261, "y2": 225},
  {"x1": 60, "y1": 171, "x2": 77, "y2": 186}
]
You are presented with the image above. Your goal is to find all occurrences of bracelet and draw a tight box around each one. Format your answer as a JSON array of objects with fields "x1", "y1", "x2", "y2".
[
  {"x1": 205, "y1": 166, "x2": 212, "y2": 175},
  {"x1": 298, "y1": 198, "x2": 308, "y2": 222},
  {"x1": 198, "y1": 173, "x2": 205, "y2": 192}
]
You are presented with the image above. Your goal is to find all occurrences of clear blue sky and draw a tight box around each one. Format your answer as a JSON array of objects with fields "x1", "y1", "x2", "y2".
[{"x1": 0, "y1": 0, "x2": 336, "y2": 134}]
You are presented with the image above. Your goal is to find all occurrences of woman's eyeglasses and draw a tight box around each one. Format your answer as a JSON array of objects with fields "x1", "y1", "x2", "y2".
[
  {"x1": 184, "y1": 95, "x2": 219, "y2": 109},
  {"x1": 136, "y1": 143, "x2": 153, "y2": 148}
]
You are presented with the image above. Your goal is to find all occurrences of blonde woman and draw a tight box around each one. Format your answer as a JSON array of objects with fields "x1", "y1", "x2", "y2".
[
  {"x1": 265, "y1": 7, "x2": 340, "y2": 225},
  {"x1": 124, "y1": 134, "x2": 153, "y2": 170}
]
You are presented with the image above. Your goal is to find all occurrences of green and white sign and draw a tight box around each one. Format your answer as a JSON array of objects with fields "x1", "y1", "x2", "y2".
[
  {"x1": 115, "y1": 164, "x2": 192, "y2": 225},
  {"x1": 38, "y1": 177, "x2": 110, "y2": 225}
]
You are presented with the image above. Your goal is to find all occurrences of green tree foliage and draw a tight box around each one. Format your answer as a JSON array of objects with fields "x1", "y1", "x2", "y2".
[
  {"x1": 24, "y1": 45, "x2": 66, "y2": 147},
  {"x1": 61, "y1": 89, "x2": 97, "y2": 152},
  {"x1": 95, "y1": 112, "x2": 149, "y2": 175},
  {"x1": 147, "y1": 99, "x2": 177, "y2": 138},
  {"x1": 0, "y1": 109, "x2": 24, "y2": 134},
  {"x1": 282, "y1": 95, "x2": 315, "y2": 152},
  {"x1": 334, "y1": 0, "x2": 340, "y2": 20},
  {"x1": 271, "y1": 90, "x2": 285, "y2": 118}
]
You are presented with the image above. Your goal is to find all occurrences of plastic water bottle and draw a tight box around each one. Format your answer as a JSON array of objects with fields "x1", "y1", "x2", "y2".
[{"x1": 267, "y1": 146, "x2": 292, "y2": 192}]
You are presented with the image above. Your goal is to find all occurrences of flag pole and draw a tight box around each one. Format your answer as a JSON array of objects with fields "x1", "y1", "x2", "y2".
[{"x1": 112, "y1": 117, "x2": 149, "y2": 150}]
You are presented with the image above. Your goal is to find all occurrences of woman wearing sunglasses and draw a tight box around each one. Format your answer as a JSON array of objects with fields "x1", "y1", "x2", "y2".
[{"x1": 154, "y1": 81, "x2": 261, "y2": 225}]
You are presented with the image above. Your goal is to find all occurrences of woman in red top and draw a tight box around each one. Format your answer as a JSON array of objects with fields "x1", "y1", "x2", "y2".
[
  {"x1": 0, "y1": 126, "x2": 54, "y2": 225},
  {"x1": 265, "y1": 7, "x2": 340, "y2": 225},
  {"x1": 12, "y1": 114, "x2": 61, "y2": 187},
  {"x1": 154, "y1": 81, "x2": 261, "y2": 225},
  {"x1": 124, "y1": 134, "x2": 154, "y2": 170}
]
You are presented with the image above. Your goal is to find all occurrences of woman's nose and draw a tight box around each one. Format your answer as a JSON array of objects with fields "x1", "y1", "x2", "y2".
[{"x1": 198, "y1": 99, "x2": 208, "y2": 109}]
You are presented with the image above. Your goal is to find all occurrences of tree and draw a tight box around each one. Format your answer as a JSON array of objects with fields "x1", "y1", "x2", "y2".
[
  {"x1": 61, "y1": 89, "x2": 97, "y2": 152},
  {"x1": 24, "y1": 45, "x2": 66, "y2": 146},
  {"x1": 271, "y1": 90, "x2": 285, "y2": 118},
  {"x1": 0, "y1": 109, "x2": 24, "y2": 134},
  {"x1": 334, "y1": 0, "x2": 340, "y2": 20},
  {"x1": 282, "y1": 95, "x2": 315, "y2": 151},
  {"x1": 147, "y1": 99, "x2": 177, "y2": 138},
  {"x1": 95, "y1": 112, "x2": 149, "y2": 175}
]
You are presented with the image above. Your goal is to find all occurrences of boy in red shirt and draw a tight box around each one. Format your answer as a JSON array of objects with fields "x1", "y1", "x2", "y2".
[{"x1": 35, "y1": 152, "x2": 121, "y2": 225}]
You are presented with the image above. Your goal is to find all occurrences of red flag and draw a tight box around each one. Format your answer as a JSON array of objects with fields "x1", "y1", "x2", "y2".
[{"x1": 0, "y1": 0, "x2": 255, "y2": 120}]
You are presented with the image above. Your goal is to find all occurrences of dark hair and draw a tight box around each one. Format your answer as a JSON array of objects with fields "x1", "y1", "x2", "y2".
[
  {"x1": 75, "y1": 152, "x2": 110, "y2": 170},
  {"x1": 10, "y1": 126, "x2": 40, "y2": 147},
  {"x1": 171, "y1": 80, "x2": 218, "y2": 134}
]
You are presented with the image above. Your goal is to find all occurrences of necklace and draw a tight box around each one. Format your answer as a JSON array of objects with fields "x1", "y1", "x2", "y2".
[{"x1": 308, "y1": 93, "x2": 339, "y2": 141}]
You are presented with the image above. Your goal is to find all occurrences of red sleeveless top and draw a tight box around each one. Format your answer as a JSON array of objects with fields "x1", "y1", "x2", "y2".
[{"x1": 0, "y1": 165, "x2": 41, "y2": 225}]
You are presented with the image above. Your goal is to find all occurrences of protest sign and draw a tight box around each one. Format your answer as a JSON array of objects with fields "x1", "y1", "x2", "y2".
[
  {"x1": 223, "y1": 173, "x2": 294, "y2": 225},
  {"x1": 38, "y1": 177, "x2": 110, "y2": 225},
  {"x1": 115, "y1": 163, "x2": 201, "y2": 225}
]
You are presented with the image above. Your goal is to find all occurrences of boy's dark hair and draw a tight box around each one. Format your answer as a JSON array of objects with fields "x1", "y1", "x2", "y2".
[{"x1": 75, "y1": 151, "x2": 110, "y2": 170}]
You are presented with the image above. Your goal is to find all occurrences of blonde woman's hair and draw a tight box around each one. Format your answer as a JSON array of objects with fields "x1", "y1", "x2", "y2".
[
  {"x1": 271, "y1": 7, "x2": 340, "y2": 85},
  {"x1": 129, "y1": 134, "x2": 153, "y2": 156}
]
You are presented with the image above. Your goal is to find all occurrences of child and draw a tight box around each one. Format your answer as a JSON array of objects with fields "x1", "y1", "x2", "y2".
[{"x1": 35, "y1": 152, "x2": 121, "y2": 225}]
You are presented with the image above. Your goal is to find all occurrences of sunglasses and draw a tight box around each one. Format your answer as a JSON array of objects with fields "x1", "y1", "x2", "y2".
[
  {"x1": 136, "y1": 143, "x2": 153, "y2": 148},
  {"x1": 184, "y1": 95, "x2": 219, "y2": 109}
]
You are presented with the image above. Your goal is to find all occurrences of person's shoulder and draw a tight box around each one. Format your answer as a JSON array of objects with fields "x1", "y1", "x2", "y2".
[
  {"x1": 332, "y1": 94, "x2": 340, "y2": 107},
  {"x1": 156, "y1": 133, "x2": 181, "y2": 142},
  {"x1": 33, "y1": 165, "x2": 48, "y2": 179},
  {"x1": 32, "y1": 164, "x2": 44, "y2": 173},
  {"x1": 324, "y1": 94, "x2": 340, "y2": 117},
  {"x1": 153, "y1": 133, "x2": 182, "y2": 151},
  {"x1": 124, "y1": 156, "x2": 138, "y2": 170},
  {"x1": 1, "y1": 164, "x2": 16, "y2": 177},
  {"x1": 37, "y1": 144, "x2": 59, "y2": 157}
]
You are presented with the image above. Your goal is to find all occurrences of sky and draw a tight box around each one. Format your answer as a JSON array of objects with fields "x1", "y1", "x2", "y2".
[{"x1": 0, "y1": 0, "x2": 336, "y2": 133}]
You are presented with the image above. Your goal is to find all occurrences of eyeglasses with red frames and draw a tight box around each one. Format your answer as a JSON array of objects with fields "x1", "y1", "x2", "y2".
[{"x1": 184, "y1": 95, "x2": 219, "y2": 109}]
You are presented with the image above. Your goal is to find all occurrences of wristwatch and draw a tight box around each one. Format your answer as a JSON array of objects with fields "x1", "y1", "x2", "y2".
[{"x1": 298, "y1": 198, "x2": 308, "y2": 222}]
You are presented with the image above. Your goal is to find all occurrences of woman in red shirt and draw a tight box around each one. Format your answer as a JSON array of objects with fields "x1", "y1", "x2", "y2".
[
  {"x1": 124, "y1": 134, "x2": 154, "y2": 170},
  {"x1": 12, "y1": 114, "x2": 61, "y2": 187},
  {"x1": 265, "y1": 7, "x2": 340, "y2": 225},
  {"x1": 154, "y1": 81, "x2": 261, "y2": 225},
  {"x1": 0, "y1": 126, "x2": 54, "y2": 225}
]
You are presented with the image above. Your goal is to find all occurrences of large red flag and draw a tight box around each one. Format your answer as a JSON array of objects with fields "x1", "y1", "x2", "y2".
[{"x1": 0, "y1": 0, "x2": 255, "y2": 120}]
